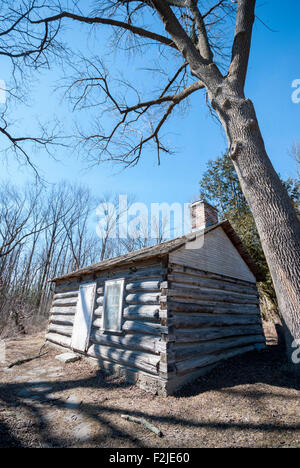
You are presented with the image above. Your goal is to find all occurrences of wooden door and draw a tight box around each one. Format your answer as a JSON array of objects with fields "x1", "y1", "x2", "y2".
[{"x1": 71, "y1": 282, "x2": 96, "y2": 352}]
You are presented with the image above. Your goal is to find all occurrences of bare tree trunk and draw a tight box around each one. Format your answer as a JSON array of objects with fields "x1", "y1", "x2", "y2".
[{"x1": 211, "y1": 88, "x2": 300, "y2": 366}]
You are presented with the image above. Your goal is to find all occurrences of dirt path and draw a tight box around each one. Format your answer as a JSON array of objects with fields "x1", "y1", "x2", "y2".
[{"x1": 0, "y1": 332, "x2": 299, "y2": 448}]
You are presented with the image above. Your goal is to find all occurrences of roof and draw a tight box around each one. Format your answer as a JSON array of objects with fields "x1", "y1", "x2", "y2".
[{"x1": 52, "y1": 220, "x2": 265, "y2": 282}]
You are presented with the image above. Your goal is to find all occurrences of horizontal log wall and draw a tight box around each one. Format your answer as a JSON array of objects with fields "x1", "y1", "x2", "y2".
[
  {"x1": 164, "y1": 263, "x2": 265, "y2": 380},
  {"x1": 87, "y1": 260, "x2": 167, "y2": 377},
  {"x1": 46, "y1": 283, "x2": 80, "y2": 345},
  {"x1": 46, "y1": 261, "x2": 168, "y2": 384}
]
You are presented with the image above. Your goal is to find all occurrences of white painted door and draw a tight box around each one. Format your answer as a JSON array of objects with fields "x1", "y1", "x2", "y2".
[{"x1": 71, "y1": 282, "x2": 96, "y2": 352}]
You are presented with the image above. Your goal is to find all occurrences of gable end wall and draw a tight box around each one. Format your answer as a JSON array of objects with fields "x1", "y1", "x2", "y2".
[{"x1": 169, "y1": 227, "x2": 256, "y2": 283}]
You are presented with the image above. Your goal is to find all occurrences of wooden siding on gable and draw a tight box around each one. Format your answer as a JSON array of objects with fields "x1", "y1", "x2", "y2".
[{"x1": 169, "y1": 227, "x2": 256, "y2": 283}]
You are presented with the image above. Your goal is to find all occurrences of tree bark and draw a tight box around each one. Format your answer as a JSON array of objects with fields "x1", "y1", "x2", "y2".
[{"x1": 209, "y1": 83, "x2": 300, "y2": 367}]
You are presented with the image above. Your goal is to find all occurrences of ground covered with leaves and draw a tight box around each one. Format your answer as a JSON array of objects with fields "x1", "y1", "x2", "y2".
[{"x1": 0, "y1": 330, "x2": 299, "y2": 448}]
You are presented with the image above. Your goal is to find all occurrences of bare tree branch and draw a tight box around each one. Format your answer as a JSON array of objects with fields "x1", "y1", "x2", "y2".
[
  {"x1": 67, "y1": 56, "x2": 203, "y2": 166},
  {"x1": 0, "y1": 107, "x2": 68, "y2": 176},
  {"x1": 202, "y1": 0, "x2": 228, "y2": 19},
  {"x1": 0, "y1": 1, "x2": 63, "y2": 66},
  {"x1": 186, "y1": 0, "x2": 213, "y2": 61},
  {"x1": 0, "y1": 1, "x2": 68, "y2": 173},
  {"x1": 149, "y1": 0, "x2": 223, "y2": 91},
  {"x1": 31, "y1": 10, "x2": 177, "y2": 49},
  {"x1": 228, "y1": 0, "x2": 256, "y2": 93},
  {"x1": 119, "y1": 79, "x2": 204, "y2": 114}
]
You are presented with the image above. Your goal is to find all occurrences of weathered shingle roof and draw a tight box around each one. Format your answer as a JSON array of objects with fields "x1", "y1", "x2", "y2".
[{"x1": 52, "y1": 220, "x2": 265, "y2": 282}]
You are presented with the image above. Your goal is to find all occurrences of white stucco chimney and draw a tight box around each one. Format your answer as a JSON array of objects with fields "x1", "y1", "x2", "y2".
[{"x1": 189, "y1": 200, "x2": 218, "y2": 231}]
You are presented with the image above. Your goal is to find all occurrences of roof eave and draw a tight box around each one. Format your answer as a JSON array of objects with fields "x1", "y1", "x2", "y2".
[{"x1": 51, "y1": 219, "x2": 265, "y2": 283}]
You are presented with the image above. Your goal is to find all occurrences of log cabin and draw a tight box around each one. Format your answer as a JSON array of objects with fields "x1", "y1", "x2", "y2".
[{"x1": 46, "y1": 200, "x2": 266, "y2": 395}]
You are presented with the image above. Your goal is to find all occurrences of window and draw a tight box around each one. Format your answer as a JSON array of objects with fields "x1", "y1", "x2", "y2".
[{"x1": 102, "y1": 278, "x2": 125, "y2": 333}]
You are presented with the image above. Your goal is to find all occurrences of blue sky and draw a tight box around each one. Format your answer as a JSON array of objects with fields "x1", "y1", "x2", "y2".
[{"x1": 0, "y1": 0, "x2": 299, "y2": 210}]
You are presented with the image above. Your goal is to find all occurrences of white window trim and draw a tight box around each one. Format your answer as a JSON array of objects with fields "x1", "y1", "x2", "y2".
[{"x1": 102, "y1": 278, "x2": 125, "y2": 334}]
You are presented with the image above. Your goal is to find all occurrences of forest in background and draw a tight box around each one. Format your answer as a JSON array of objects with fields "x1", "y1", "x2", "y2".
[
  {"x1": 0, "y1": 182, "x2": 97, "y2": 337},
  {"x1": 0, "y1": 182, "x2": 170, "y2": 338}
]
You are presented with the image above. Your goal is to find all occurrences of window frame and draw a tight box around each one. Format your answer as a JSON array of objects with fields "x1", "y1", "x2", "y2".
[
  {"x1": 71, "y1": 281, "x2": 97, "y2": 352},
  {"x1": 102, "y1": 278, "x2": 125, "y2": 334}
]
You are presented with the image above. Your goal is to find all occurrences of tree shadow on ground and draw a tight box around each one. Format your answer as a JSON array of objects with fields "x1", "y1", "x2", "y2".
[
  {"x1": 0, "y1": 370, "x2": 141, "y2": 448},
  {"x1": 175, "y1": 344, "x2": 300, "y2": 398},
  {"x1": 0, "y1": 344, "x2": 299, "y2": 447},
  {"x1": 0, "y1": 421, "x2": 24, "y2": 448}
]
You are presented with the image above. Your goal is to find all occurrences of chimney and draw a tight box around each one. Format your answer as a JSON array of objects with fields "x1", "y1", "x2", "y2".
[{"x1": 190, "y1": 200, "x2": 218, "y2": 231}]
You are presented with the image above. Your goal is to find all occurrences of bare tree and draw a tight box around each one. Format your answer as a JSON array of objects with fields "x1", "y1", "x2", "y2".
[
  {"x1": 0, "y1": 180, "x2": 103, "y2": 336},
  {"x1": 95, "y1": 192, "x2": 137, "y2": 261},
  {"x1": 26, "y1": 0, "x2": 299, "y2": 367},
  {"x1": 119, "y1": 208, "x2": 169, "y2": 252},
  {"x1": 62, "y1": 185, "x2": 96, "y2": 270},
  {"x1": 0, "y1": 182, "x2": 49, "y2": 334},
  {"x1": 0, "y1": 183, "x2": 47, "y2": 259}
]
